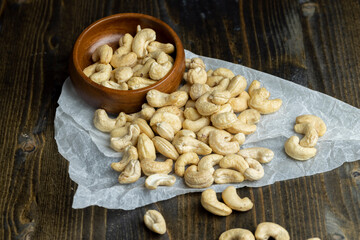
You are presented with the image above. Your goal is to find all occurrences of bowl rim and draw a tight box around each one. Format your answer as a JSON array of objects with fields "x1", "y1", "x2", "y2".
[{"x1": 72, "y1": 12, "x2": 185, "y2": 95}]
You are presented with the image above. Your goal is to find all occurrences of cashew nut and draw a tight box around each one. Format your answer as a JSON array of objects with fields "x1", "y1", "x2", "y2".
[
  {"x1": 175, "y1": 152, "x2": 199, "y2": 177},
  {"x1": 92, "y1": 44, "x2": 113, "y2": 64},
  {"x1": 248, "y1": 87, "x2": 282, "y2": 114},
  {"x1": 149, "y1": 61, "x2": 173, "y2": 80},
  {"x1": 196, "y1": 126, "x2": 217, "y2": 144},
  {"x1": 179, "y1": 82, "x2": 192, "y2": 93},
  {"x1": 150, "y1": 112, "x2": 182, "y2": 134},
  {"x1": 133, "y1": 58, "x2": 155, "y2": 78},
  {"x1": 143, "y1": 210, "x2": 167, "y2": 235},
  {"x1": 147, "y1": 89, "x2": 188, "y2": 108},
  {"x1": 238, "y1": 147, "x2": 274, "y2": 163},
  {"x1": 118, "y1": 159, "x2": 141, "y2": 184},
  {"x1": 209, "y1": 90, "x2": 231, "y2": 105},
  {"x1": 110, "y1": 124, "x2": 140, "y2": 152},
  {"x1": 219, "y1": 154, "x2": 249, "y2": 174},
  {"x1": 182, "y1": 117, "x2": 210, "y2": 133},
  {"x1": 208, "y1": 130, "x2": 240, "y2": 155},
  {"x1": 110, "y1": 122, "x2": 131, "y2": 138},
  {"x1": 219, "y1": 228, "x2": 255, "y2": 240},
  {"x1": 132, "y1": 28, "x2": 156, "y2": 58},
  {"x1": 113, "y1": 66, "x2": 133, "y2": 83},
  {"x1": 243, "y1": 157, "x2": 264, "y2": 181},
  {"x1": 147, "y1": 41, "x2": 175, "y2": 54},
  {"x1": 110, "y1": 52, "x2": 138, "y2": 68},
  {"x1": 211, "y1": 112, "x2": 238, "y2": 129},
  {"x1": 155, "y1": 122, "x2": 175, "y2": 141},
  {"x1": 145, "y1": 174, "x2": 176, "y2": 190},
  {"x1": 184, "y1": 165, "x2": 214, "y2": 188},
  {"x1": 111, "y1": 146, "x2": 138, "y2": 172},
  {"x1": 222, "y1": 186, "x2": 253, "y2": 211},
  {"x1": 156, "y1": 106, "x2": 185, "y2": 123},
  {"x1": 213, "y1": 168, "x2": 245, "y2": 184},
  {"x1": 206, "y1": 75, "x2": 224, "y2": 87},
  {"x1": 172, "y1": 129, "x2": 196, "y2": 144},
  {"x1": 183, "y1": 107, "x2": 202, "y2": 121},
  {"x1": 213, "y1": 67, "x2": 235, "y2": 79},
  {"x1": 132, "y1": 118, "x2": 155, "y2": 139},
  {"x1": 189, "y1": 83, "x2": 212, "y2": 100},
  {"x1": 294, "y1": 123, "x2": 319, "y2": 147},
  {"x1": 140, "y1": 158, "x2": 173, "y2": 176},
  {"x1": 101, "y1": 81, "x2": 128, "y2": 90},
  {"x1": 185, "y1": 57, "x2": 206, "y2": 69},
  {"x1": 201, "y1": 188, "x2": 232, "y2": 216},
  {"x1": 114, "y1": 33, "x2": 133, "y2": 57},
  {"x1": 137, "y1": 133, "x2": 156, "y2": 161},
  {"x1": 195, "y1": 92, "x2": 221, "y2": 116},
  {"x1": 152, "y1": 136, "x2": 179, "y2": 160},
  {"x1": 93, "y1": 109, "x2": 126, "y2": 132},
  {"x1": 173, "y1": 136, "x2": 212, "y2": 155},
  {"x1": 183, "y1": 67, "x2": 207, "y2": 84},
  {"x1": 83, "y1": 62, "x2": 99, "y2": 77},
  {"x1": 254, "y1": 222, "x2": 290, "y2": 240},
  {"x1": 228, "y1": 91, "x2": 250, "y2": 112},
  {"x1": 248, "y1": 80, "x2": 261, "y2": 97},
  {"x1": 295, "y1": 114, "x2": 327, "y2": 136},
  {"x1": 89, "y1": 63, "x2": 112, "y2": 83},
  {"x1": 127, "y1": 77, "x2": 157, "y2": 90},
  {"x1": 238, "y1": 109, "x2": 261, "y2": 124},
  {"x1": 227, "y1": 75, "x2": 247, "y2": 97},
  {"x1": 226, "y1": 119, "x2": 257, "y2": 135},
  {"x1": 197, "y1": 154, "x2": 223, "y2": 174},
  {"x1": 284, "y1": 136, "x2": 317, "y2": 161},
  {"x1": 185, "y1": 99, "x2": 196, "y2": 108}
]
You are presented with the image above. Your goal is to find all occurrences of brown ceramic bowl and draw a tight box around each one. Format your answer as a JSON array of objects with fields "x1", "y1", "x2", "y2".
[{"x1": 69, "y1": 13, "x2": 185, "y2": 114}]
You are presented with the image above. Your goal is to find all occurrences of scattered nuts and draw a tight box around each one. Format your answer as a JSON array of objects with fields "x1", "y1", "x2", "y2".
[
  {"x1": 143, "y1": 210, "x2": 167, "y2": 234},
  {"x1": 145, "y1": 174, "x2": 176, "y2": 190},
  {"x1": 284, "y1": 135, "x2": 317, "y2": 161},
  {"x1": 222, "y1": 186, "x2": 253, "y2": 211},
  {"x1": 254, "y1": 222, "x2": 290, "y2": 240},
  {"x1": 201, "y1": 188, "x2": 232, "y2": 216},
  {"x1": 219, "y1": 228, "x2": 255, "y2": 240}
]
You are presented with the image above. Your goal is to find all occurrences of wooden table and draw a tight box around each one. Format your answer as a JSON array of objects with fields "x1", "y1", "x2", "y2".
[{"x1": 1, "y1": 0, "x2": 359, "y2": 239}]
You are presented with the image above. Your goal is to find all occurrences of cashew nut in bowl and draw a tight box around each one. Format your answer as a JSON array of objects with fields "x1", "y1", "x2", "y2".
[
  {"x1": 149, "y1": 61, "x2": 173, "y2": 80},
  {"x1": 110, "y1": 124, "x2": 140, "y2": 152},
  {"x1": 127, "y1": 77, "x2": 157, "y2": 90},
  {"x1": 198, "y1": 154, "x2": 223, "y2": 174},
  {"x1": 113, "y1": 33, "x2": 133, "y2": 57},
  {"x1": 219, "y1": 228, "x2": 255, "y2": 240},
  {"x1": 131, "y1": 28, "x2": 156, "y2": 58},
  {"x1": 152, "y1": 136, "x2": 179, "y2": 160},
  {"x1": 208, "y1": 130, "x2": 240, "y2": 155},
  {"x1": 284, "y1": 136, "x2": 317, "y2": 161},
  {"x1": 222, "y1": 186, "x2": 253, "y2": 211},
  {"x1": 201, "y1": 188, "x2": 232, "y2": 216},
  {"x1": 254, "y1": 222, "x2": 290, "y2": 240},
  {"x1": 118, "y1": 159, "x2": 141, "y2": 184},
  {"x1": 140, "y1": 158, "x2": 173, "y2": 176},
  {"x1": 93, "y1": 109, "x2": 126, "y2": 132},
  {"x1": 112, "y1": 66, "x2": 133, "y2": 83},
  {"x1": 184, "y1": 165, "x2": 214, "y2": 188},
  {"x1": 213, "y1": 168, "x2": 245, "y2": 184},
  {"x1": 219, "y1": 154, "x2": 249, "y2": 174},
  {"x1": 143, "y1": 210, "x2": 167, "y2": 235},
  {"x1": 243, "y1": 157, "x2": 264, "y2": 181},
  {"x1": 173, "y1": 136, "x2": 212, "y2": 155},
  {"x1": 110, "y1": 52, "x2": 138, "y2": 68},
  {"x1": 111, "y1": 146, "x2": 138, "y2": 172},
  {"x1": 137, "y1": 133, "x2": 157, "y2": 161},
  {"x1": 147, "y1": 41, "x2": 174, "y2": 54},
  {"x1": 175, "y1": 152, "x2": 199, "y2": 177},
  {"x1": 89, "y1": 63, "x2": 112, "y2": 84},
  {"x1": 145, "y1": 174, "x2": 176, "y2": 190},
  {"x1": 238, "y1": 147, "x2": 274, "y2": 163},
  {"x1": 91, "y1": 44, "x2": 113, "y2": 64},
  {"x1": 101, "y1": 81, "x2": 128, "y2": 90},
  {"x1": 83, "y1": 62, "x2": 99, "y2": 77},
  {"x1": 248, "y1": 87, "x2": 282, "y2": 114}
]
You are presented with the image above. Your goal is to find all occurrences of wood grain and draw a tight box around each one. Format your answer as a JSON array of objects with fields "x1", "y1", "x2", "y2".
[{"x1": 0, "y1": 0, "x2": 359, "y2": 239}]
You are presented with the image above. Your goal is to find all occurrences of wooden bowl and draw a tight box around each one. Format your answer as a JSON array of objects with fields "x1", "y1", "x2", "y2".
[{"x1": 69, "y1": 13, "x2": 185, "y2": 114}]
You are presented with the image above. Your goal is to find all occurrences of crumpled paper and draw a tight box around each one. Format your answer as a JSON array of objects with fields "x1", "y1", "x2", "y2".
[{"x1": 54, "y1": 50, "x2": 360, "y2": 210}]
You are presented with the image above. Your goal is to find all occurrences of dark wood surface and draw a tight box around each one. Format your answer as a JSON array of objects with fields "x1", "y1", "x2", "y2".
[{"x1": 0, "y1": 0, "x2": 359, "y2": 239}]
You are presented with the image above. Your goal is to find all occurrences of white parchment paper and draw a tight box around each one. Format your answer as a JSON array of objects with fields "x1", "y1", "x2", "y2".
[{"x1": 54, "y1": 50, "x2": 360, "y2": 210}]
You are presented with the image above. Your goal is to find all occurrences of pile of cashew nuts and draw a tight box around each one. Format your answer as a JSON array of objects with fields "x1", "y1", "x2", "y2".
[
  {"x1": 83, "y1": 25, "x2": 175, "y2": 90},
  {"x1": 93, "y1": 57, "x2": 284, "y2": 188},
  {"x1": 285, "y1": 114, "x2": 326, "y2": 161}
]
